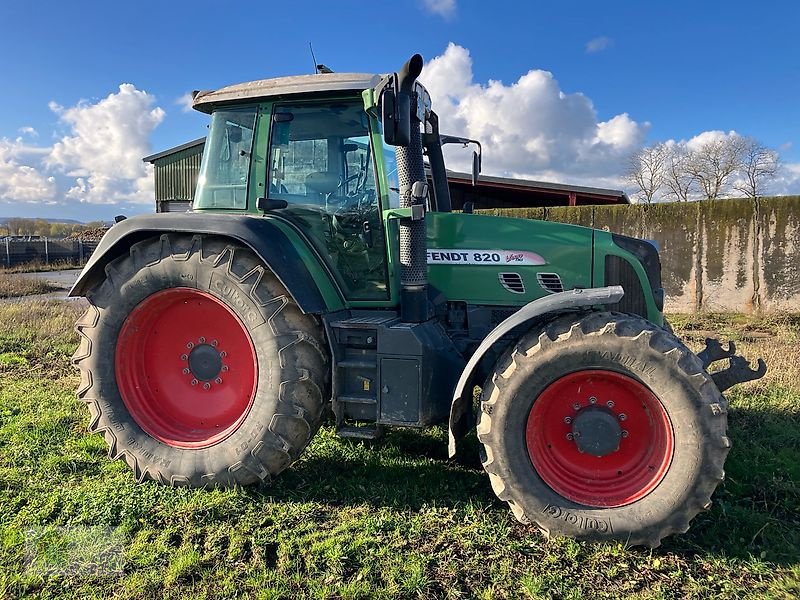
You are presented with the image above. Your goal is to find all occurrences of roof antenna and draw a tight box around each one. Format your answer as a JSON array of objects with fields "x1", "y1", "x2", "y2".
[
  {"x1": 309, "y1": 42, "x2": 319, "y2": 74},
  {"x1": 308, "y1": 42, "x2": 334, "y2": 74}
]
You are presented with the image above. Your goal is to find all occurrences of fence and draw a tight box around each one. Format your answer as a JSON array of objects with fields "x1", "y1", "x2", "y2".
[
  {"x1": 481, "y1": 196, "x2": 800, "y2": 313},
  {"x1": 1, "y1": 238, "x2": 99, "y2": 268}
]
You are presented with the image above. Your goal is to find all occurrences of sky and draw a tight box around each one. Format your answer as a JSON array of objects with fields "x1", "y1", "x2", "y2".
[{"x1": 1, "y1": 0, "x2": 798, "y2": 221}]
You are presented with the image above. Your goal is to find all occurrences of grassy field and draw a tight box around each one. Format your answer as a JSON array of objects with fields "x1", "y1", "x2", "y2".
[
  {"x1": 0, "y1": 302, "x2": 798, "y2": 599},
  {"x1": 0, "y1": 260, "x2": 81, "y2": 275},
  {"x1": 0, "y1": 273, "x2": 58, "y2": 299}
]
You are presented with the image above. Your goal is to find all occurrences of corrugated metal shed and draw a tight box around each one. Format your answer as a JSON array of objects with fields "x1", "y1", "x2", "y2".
[{"x1": 143, "y1": 138, "x2": 205, "y2": 212}]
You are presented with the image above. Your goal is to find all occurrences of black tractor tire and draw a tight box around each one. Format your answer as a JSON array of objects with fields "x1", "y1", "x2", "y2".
[
  {"x1": 73, "y1": 234, "x2": 329, "y2": 487},
  {"x1": 477, "y1": 311, "x2": 729, "y2": 547}
]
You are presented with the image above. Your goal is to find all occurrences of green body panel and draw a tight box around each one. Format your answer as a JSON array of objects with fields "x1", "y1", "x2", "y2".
[
  {"x1": 592, "y1": 229, "x2": 663, "y2": 325},
  {"x1": 266, "y1": 216, "x2": 346, "y2": 311},
  {"x1": 409, "y1": 211, "x2": 593, "y2": 305}
]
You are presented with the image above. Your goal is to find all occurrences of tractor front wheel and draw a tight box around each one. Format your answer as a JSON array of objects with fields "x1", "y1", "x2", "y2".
[
  {"x1": 477, "y1": 312, "x2": 729, "y2": 546},
  {"x1": 73, "y1": 234, "x2": 329, "y2": 487}
]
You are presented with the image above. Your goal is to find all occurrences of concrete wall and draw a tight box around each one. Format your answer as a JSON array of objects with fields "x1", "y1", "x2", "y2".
[{"x1": 482, "y1": 196, "x2": 800, "y2": 313}]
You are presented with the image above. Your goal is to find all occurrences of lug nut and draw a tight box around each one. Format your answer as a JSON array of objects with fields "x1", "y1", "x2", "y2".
[
  {"x1": 572, "y1": 403, "x2": 581, "y2": 410},
  {"x1": 566, "y1": 433, "x2": 574, "y2": 441},
  {"x1": 619, "y1": 413, "x2": 627, "y2": 421},
  {"x1": 220, "y1": 351, "x2": 227, "y2": 358},
  {"x1": 621, "y1": 430, "x2": 629, "y2": 438},
  {"x1": 221, "y1": 365, "x2": 229, "y2": 372},
  {"x1": 211, "y1": 339, "x2": 218, "y2": 347},
  {"x1": 564, "y1": 416, "x2": 572, "y2": 424},
  {"x1": 589, "y1": 396, "x2": 597, "y2": 404},
  {"x1": 203, "y1": 382, "x2": 211, "y2": 390},
  {"x1": 182, "y1": 368, "x2": 190, "y2": 375},
  {"x1": 180, "y1": 354, "x2": 188, "y2": 361},
  {"x1": 606, "y1": 400, "x2": 615, "y2": 408},
  {"x1": 186, "y1": 342, "x2": 194, "y2": 349},
  {"x1": 198, "y1": 337, "x2": 206, "y2": 344},
  {"x1": 215, "y1": 378, "x2": 222, "y2": 384},
  {"x1": 191, "y1": 379, "x2": 198, "y2": 386}
]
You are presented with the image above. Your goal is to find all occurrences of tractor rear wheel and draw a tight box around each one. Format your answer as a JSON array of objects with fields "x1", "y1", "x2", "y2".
[
  {"x1": 477, "y1": 311, "x2": 729, "y2": 547},
  {"x1": 73, "y1": 234, "x2": 329, "y2": 487}
]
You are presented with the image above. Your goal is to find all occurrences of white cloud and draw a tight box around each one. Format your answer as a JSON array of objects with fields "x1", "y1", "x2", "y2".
[
  {"x1": 18, "y1": 126, "x2": 38, "y2": 138},
  {"x1": 176, "y1": 92, "x2": 194, "y2": 113},
  {"x1": 683, "y1": 129, "x2": 737, "y2": 151},
  {"x1": 586, "y1": 37, "x2": 613, "y2": 54},
  {"x1": 46, "y1": 84, "x2": 165, "y2": 204},
  {"x1": 0, "y1": 138, "x2": 56, "y2": 202},
  {"x1": 421, "y1": 43, "x2": 648, "y2": 187},
  {"x1": 764, "y1": 162, "x2": 800, "y2": 196},
  {"x1": 422, "y1": 0, "x2": 456, "y2": 18}
]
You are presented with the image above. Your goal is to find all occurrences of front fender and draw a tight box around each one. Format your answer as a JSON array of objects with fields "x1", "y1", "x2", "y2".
[
  {"x1": 70, "y1": 213, "x2": 342, "y2": 314},
  {"x1": 447, "y1": 286, "x2": 624, "y2": 457}
]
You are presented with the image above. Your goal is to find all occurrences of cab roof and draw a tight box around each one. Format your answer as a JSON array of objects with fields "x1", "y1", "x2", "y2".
[{"x1": 192, "y1": 73, "x2": 383, "y2": 114}]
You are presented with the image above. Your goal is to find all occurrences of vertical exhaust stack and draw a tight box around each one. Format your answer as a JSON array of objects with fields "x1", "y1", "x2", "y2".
[{"x1": 395, "y1": 54, "x2": 430, "y2": 323}]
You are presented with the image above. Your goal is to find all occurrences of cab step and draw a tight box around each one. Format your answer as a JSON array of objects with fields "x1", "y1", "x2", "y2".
[
  {"x1": 336, "y1": 424, "x2": 384, "y2": 440},
  {"x1": 337, "y1": 393, "x2": 377, "y2": 405}
]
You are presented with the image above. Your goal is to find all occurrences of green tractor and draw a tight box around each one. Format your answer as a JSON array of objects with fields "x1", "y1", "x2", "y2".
[{"x1": 71, "y1": 54, "x2": 765, "y2": 546}]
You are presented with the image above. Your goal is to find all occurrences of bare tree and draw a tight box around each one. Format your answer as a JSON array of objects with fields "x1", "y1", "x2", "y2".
[
  {"x1": 733, "y1": 137, "x2": 779, "y2": 199},
  {"x1": 684, "y1": 136, "x2": 746, "y2": 200},
  {"x1": 35, "y1": 219, "x2": 52, "y2": 237},
  {"x1": 662, "y1": 145, "x2": 697, "y2": 202},
  {"x1": 7, "y1": 218, "x2": 25, "y2": 236},
  {"x1": 625, "y1": 143, "x2": 668, "y2": 204}
]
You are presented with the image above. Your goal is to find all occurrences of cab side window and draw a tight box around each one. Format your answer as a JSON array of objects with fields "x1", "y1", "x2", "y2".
[{"x1": 194, "y1": 108, "x2": 257, "y2": 209}]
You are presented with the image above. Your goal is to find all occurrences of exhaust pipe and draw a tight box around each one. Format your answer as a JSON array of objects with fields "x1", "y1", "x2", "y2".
[{"x1": 395, "y1": 54, "x2": 430, "y2": 323}]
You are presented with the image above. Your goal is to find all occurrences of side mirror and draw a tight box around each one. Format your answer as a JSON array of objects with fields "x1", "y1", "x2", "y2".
[
  {"x1": 381, "y1": 87, "x2": 411, "y2": 147},
  {"x1": 472, "y1": 150, "x2": 482, "y2": 186},
  {"x1": 440, "y1": 134, "x2": 482, "y2": 186}
]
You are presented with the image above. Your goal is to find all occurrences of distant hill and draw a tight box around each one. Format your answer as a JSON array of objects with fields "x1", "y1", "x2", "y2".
[{"x1": 0, "y1": 217, "x2": 85, "y2": 225}]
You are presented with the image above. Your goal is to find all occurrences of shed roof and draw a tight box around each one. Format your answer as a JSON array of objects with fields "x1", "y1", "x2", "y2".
[
  {"x1": 143, "y1": 138, "x2": 206, "y2": 164},
  {"x1": 192, "y1": 73, "x2": 382, "y2": 113},
  {"x1": 445, "y1": 171, "x2": 629, "y2": 204}
]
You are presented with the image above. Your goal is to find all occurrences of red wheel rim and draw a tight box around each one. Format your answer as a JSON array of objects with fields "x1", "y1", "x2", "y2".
[
  {"x1": 115, "y1": 288, "x2": 257, "y2": 449},
  {"x1": 526, "y1": 370, "x2": 674, "y2": 508}
]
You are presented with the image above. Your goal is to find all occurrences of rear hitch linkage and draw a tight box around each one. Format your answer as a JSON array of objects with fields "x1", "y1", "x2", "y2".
[{"x1": 698, "y1": 337, "x2": 767, "y2": 392}]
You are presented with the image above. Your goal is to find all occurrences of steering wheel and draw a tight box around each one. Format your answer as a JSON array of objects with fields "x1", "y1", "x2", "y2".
[{"x1": 331, "y1": 189, "x2": 375, "y2": 235}]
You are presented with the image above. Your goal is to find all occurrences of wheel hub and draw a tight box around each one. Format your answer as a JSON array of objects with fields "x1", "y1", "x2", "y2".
[
  {"x1": 187, "y1": 343, "x2": 223, "y2": 381},
  {"x1": 571, "y1": 406, "x2": 622, "y2": 457},
  {"x1": 115, "y1": 288, "x2": 257, "y2": 449},
  {"x1": 526, "y1": 369, "x2": 674, "y2": 507}
]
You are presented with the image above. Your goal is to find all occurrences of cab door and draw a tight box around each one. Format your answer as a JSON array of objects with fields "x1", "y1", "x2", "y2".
[{"x1": 264, "y1": 99, "x2": 390, "y2": 302}]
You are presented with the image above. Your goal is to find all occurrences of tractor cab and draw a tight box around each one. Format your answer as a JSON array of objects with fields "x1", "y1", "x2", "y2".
[{"x1": 191, "y1": 74, "x2": 425, "y2": 301}]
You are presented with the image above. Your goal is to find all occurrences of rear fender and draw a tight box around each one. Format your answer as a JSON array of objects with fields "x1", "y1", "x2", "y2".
[
  {"x1": 448, "y1": 286, "x2": 624, "y2": 457},
  {"x1": 69, "y1": 213, "x2": 341, "y2": 314}
]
